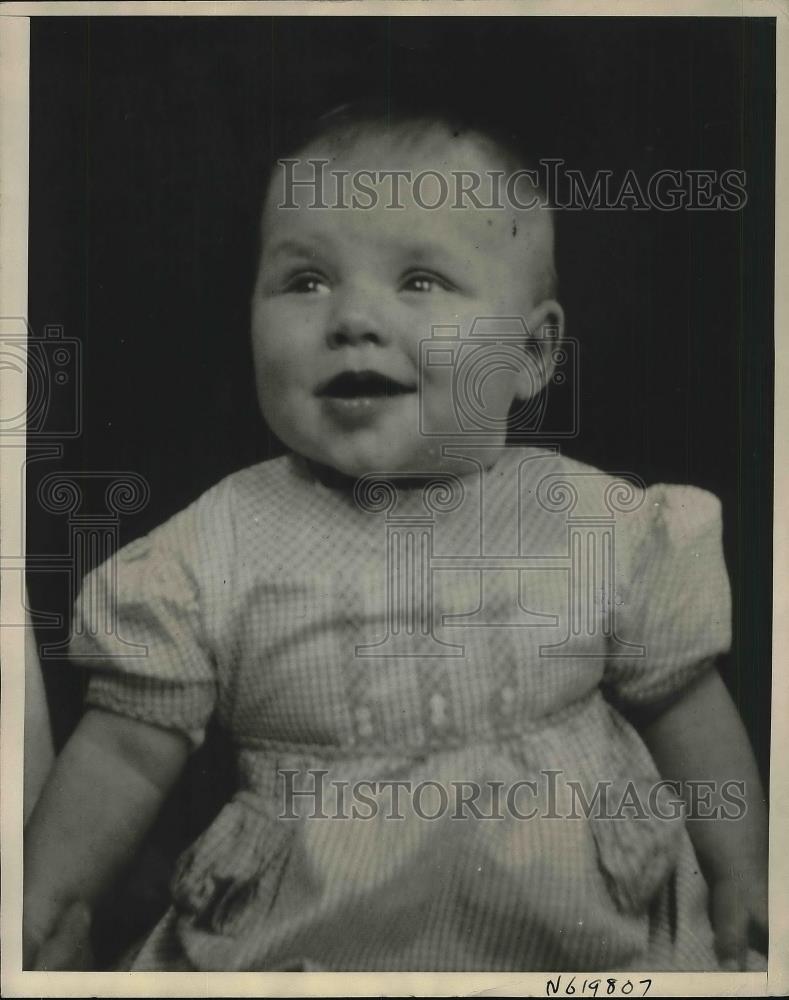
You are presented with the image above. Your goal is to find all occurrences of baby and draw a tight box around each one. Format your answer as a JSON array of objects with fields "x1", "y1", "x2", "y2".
[{"x1": 23, "y1": 101, "x2": 768, "y2": 973}]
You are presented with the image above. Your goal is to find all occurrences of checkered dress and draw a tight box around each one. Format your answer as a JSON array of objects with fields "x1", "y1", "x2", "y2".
[{"x1": 70, "y1": 447, "x2": 732, "y2": 971}]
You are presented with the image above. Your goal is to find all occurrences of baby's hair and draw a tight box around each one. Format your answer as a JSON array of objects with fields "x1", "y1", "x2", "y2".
[{"x1": 261, "y1": 96, "x2": 558, "y2": 301}]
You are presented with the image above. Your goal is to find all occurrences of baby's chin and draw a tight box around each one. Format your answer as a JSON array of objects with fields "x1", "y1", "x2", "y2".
[
  {"x1": 317, "y1": 448, "x2": 439, "y2": 481},
  {"x1": 296, "y1": 436, "x2": 508, "y2": 483},
  {"x1": 288, "y1": 432, "x2": 443, "y2": 481}
]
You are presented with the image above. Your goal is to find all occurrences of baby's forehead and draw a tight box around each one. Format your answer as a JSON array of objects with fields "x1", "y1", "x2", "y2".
[
  {"x1": 261, "y1": 122, "x2": 553, "y2": 271},
  {"x1": 351, "y1": 121, "x2": 503, "y2": 164},
  {"x1": 288, "y1": 120, "x2": 517, "y2": 189}
]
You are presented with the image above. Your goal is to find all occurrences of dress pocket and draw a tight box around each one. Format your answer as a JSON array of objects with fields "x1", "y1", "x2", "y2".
[
  {"x1": 171, "y1": 795, "x2": 294, "y2": 937},
  {"x1": 588, "y1": 777, "x2": 685, "y2": 916}
]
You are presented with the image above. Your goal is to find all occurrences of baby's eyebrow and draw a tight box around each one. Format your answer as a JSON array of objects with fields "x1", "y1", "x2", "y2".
[
  {"x1": 400, "y1": 241, "x2": 468, "y2": 271},
  {"x1": 263, "y1": 238, "x2": 319, "y2": 261}
]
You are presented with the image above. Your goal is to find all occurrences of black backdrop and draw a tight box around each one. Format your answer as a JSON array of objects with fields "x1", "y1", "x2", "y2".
[{"x1": 28, "y1": 17, "x2": 774, "y2": 780}]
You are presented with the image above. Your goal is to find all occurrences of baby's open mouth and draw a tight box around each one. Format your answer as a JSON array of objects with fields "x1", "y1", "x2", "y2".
[{"x1": 317, "y1": 370, "x2": 417, "y2": 399}]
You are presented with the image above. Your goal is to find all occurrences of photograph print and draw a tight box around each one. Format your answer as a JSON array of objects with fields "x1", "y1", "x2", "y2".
[{"x1": 13, "y1": 10, "x2": 776, "y2": 982}]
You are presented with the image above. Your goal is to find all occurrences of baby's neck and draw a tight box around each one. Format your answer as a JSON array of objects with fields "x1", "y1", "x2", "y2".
[
  {"x1": 298, "y1": 447, "x2": 529, "y2": 495},
  {"x1": 303, "y1": 457, "x2": 454, "y2": 494}
]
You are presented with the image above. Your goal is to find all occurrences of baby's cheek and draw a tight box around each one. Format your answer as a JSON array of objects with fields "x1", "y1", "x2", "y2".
[
  {"x1": 254, "y1": 325, "x2": 319, "y2": 388},
  {"x1": 418, "y1": 370, "x2": 457, "y2": 434},
  {"x1": 254, "y1": 296, "x2": 322, "y2": 344}
]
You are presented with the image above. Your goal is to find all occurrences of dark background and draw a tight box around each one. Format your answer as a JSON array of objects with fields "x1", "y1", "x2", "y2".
[{"x1": 26, "y1": 15, "x2": 775, "y2": 963}]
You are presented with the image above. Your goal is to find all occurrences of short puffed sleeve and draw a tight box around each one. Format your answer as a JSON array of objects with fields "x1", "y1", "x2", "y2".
[
  {"x1": 69, "y1": 496, "x2": 224, "y2": 750},
  {"x1": 602, "y1": 483, "x2": 732, "y2": 709}
]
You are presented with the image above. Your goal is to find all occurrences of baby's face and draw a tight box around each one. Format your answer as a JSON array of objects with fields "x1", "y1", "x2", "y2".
[{"x1": 251, "y1": 130, "x2": 560, "y2": 478}]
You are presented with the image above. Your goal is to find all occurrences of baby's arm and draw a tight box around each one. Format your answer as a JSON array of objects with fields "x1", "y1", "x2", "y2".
[
  {"x1": 637, "y1": 664, "x2": 768, "y2": 970},
  {"x1": 24, "y1": 708, "x2": 189, "y2": 969}
]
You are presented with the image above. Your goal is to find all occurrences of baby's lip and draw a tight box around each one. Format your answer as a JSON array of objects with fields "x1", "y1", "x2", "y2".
[{"x1": 316, "y1": 369, "x2": 417, "y2": 399}]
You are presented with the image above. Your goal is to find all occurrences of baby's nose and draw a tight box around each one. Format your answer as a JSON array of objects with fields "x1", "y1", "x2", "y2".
[{"x1": 325, "y1": 285, "x2": 389, "y2": 349}]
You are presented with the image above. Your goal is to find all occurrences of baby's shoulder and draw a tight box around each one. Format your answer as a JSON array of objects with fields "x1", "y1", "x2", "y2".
[
  {"x1": 632, "y1": 481, "x2": 723, "y2": 551},
  {"x1": 196, "y1": 453, "x2": 300, "y2": 520},
  {"x1": 118, "y1": 454, "x2": 299, "y2": 566},
  {"x1": 511, "y1": 448, "x2": 723, "y2": 550}
]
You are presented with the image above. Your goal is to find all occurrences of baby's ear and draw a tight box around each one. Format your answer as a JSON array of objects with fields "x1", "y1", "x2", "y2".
[{"x1": 514, "y1": 299, "x2": 566, "y2": 401}]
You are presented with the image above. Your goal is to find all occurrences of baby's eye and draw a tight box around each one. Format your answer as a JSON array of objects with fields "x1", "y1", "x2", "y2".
[
  {"x1": 283, "y1": 272, "x2": 330, "y2": 295},
  {"x1": 400, "y1": 271, "x2": 453, "y2": 294}
]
